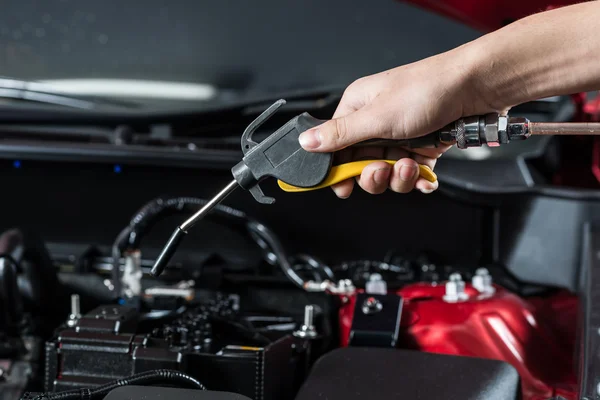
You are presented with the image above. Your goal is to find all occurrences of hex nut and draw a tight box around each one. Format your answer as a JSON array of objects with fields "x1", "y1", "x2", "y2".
[{"x1": 484, "y1": 113, "x2": 500, "y2": 147}]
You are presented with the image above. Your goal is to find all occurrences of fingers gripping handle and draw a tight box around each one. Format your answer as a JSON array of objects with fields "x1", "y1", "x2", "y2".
[{"x1": 277, "y1": 160, "x2": 437, "y2": 192}]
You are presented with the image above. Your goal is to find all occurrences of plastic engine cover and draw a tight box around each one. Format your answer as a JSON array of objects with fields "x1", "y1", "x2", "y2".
[
  {"x1": 294, "y1": 347, "x2": 521, "y2": 400},
  {"x1": 104, "y1": 386, "x2": 252, "y2": 400}
]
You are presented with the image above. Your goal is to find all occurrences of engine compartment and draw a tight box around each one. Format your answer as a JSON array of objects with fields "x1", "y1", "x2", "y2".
[
  {"x1": 0, "y1": 82, "x2": 594, "y2": 400},
  {"x1": 0, "y1": 190, "x2": 583, "y2": 400}
]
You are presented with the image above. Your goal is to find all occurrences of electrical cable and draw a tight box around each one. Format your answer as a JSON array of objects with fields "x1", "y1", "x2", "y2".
[
  {"x1": 123, "y1": 197, "x2": 248, "y2": 250},
  {"x1": 290, "y1": 254, "x2": 335, "y2": 282},
  {"x1": 110, "y1": 197, "x2": 251, "y2": 297},
  {"x1": 32, "y1": 369, "x2": 206, "y2": 400},
  {"x1": 113, "y1": 196, "x2": 380, "y2": 293},
  {"x1": 245, "y1": 221, "x2": 306, "y2": 289},
  {"x1": 111, "y1": 196, "x2": 314, "y2": 292}
]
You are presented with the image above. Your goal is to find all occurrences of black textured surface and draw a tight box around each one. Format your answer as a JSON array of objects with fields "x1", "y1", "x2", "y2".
[
  {"x1": 46, "y1": 295, "x2": 307, "y2": 400},
  {"x1": 348, "y1": 294, "x2": 402, "y2": 348},
  {"x1": 104, "y1": 386, "x2": 251, "y2": 400},
  {"x1": 575, "y1": 223, "x2": 600, "y2": 399},
  {"x1": 295, "y1": 347, "x2": 521, "y2": 400},
  {"x1": 0, "y1": 158, "x2": 484, "y2": 270}
]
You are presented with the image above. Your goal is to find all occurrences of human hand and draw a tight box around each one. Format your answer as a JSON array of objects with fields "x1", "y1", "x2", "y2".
[{"x1": 298, "y1": 47, "x2": 498, "y2": 198}]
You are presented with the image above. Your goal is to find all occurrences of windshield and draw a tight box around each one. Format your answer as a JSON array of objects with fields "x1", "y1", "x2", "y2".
[{"x1": 0, "y1": 0, "x2": 481, "y2": 109}]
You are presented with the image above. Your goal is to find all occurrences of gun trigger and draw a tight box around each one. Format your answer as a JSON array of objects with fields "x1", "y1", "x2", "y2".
[{"x1": 249, "y1": 184, "x2": 275, "y2": 205}]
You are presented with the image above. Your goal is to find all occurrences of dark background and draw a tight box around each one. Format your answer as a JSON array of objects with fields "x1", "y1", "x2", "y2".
[
  {"x1": 0, "y1": 2, "x2": 587, "y2": 292},
  {"x1": 0, "y1": 0, "x2": 481, "y2": 97}
]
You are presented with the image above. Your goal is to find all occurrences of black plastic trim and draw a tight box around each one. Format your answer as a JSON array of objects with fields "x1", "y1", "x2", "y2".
[{"x1": 577, "y1": 222, "x2": 600, "y2": 399}]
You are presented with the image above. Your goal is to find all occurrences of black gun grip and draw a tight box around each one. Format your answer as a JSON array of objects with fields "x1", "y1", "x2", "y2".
[{"x1": 234, "y1": 112, "x2": 333, "y2": 189}]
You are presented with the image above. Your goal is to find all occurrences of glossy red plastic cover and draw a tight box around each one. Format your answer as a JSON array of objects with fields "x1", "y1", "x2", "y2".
[{"x1": 339, "y1": 284, "x2": 578, "y2": 400}]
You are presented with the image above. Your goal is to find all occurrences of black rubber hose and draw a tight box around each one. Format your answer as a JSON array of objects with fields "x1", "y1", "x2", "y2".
[
  {"x1": 122, "y1": 197, "x2": 248, "y2": 251},
  {"x1": 246, "y1": 221, "x2": 306, "y2": 289},
  {"x1": 0, "y1": 228, "x2": 64, "y2": 333},
  {"x1": 111, "y1": 197, "x2": 251, "y2": 293},
  {"x1": 0, "y1": 255, "x2": 24, "y2": 336},
  {"x1": 111, "y1": 196, "x2": 312, "y2": 291},
  {"x1": 33, "y1": 369, "x2": 206, "y2": 400}
]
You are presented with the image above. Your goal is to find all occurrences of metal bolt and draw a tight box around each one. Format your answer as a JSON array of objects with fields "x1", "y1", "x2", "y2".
[
  {"x1": 472, "y1": 268, "x2": 496, "y2": 295},
  {"x1": 67, "y1": 294, "x2": 81, "y2": 327},
  {"x1": 294, "y1": 305, "x2": 318, "y2": 339},
  {"x1": 103, "y1": 279, "x2": 115, "y2": 291},
  {"x1": 303, "y1": 305, "x2": 314, "y2": 327},
  {"x1": 449, "y1": 273, "x2": 462, "y2": 282},
  {"x1": 443, "y1": 273, "x2": 469, "y2": 302},
  {"x1": 71, "y1": 294, "x2": 80, "y2": 316},
  {"x1": 362, "y1": 296, "x2": 383, "y2": 315},
  {"x1": 339, "y1": 279, "x2": 353, "y2": 289},
  {"x1": 365, "y1": 273, "x2": 387, "y2": 295}
]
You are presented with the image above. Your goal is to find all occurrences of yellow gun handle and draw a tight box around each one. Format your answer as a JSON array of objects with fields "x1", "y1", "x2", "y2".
[{"x1": 277, "y1": 160, "x2": 437, "y2": 193}]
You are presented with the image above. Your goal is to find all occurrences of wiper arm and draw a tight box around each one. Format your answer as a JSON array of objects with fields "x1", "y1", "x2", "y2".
[
  {"x1": 0, "y1": 77, "x2": 141, "y2": 110},
  {"x1": 0, "y1": 84, "x2": 345, "y2": 125},
  {"x1": 0, "y1": 77, "x2": 98, "y2": 109}
]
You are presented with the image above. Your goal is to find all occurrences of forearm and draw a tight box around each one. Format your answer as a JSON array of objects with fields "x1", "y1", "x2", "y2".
[{"x1": 463, "y1": 1, "x2": 600, "y2": 111}]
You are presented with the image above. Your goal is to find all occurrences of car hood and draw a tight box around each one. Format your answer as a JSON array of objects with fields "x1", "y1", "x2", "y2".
[{"x1": 402, "y1": 0, "x2": 582, "y2": 32}]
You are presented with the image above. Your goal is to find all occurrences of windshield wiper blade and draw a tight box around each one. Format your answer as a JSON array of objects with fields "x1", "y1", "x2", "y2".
[
  {"x1": 0, "y1": 77, "x2": 99, "y2": 109},
  {"x1": 0, "y1": 88, "x2": 96, "y2": 109},
  {"x1": 0, "y1": 77, "x2": 144, "y2": 110}
]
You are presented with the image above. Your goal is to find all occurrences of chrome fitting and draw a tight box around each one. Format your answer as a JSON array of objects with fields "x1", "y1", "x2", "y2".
[
  {"x1": 443, "y1": 273, "x2": 469, "y2": 302},
  {"x1": 303, "y1": 279, "x2": 356, "y2": 295},
  {"x1": 507, "y1": 117, "x2": 530, "y2": 140},
  {"x1": 484, "y1": 114, "x2": 501, "y2": 147},
  {"x1": 472, "y1": 268, "x2": 496, "y2": 295},
  {"x1": 365, "y1": 273, "x2": 387, "y2": 295}
]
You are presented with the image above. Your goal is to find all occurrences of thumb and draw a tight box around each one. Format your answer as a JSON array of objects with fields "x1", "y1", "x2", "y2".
[{"x1": 298, "y1": 105, "x2": 388, "y2": 152}]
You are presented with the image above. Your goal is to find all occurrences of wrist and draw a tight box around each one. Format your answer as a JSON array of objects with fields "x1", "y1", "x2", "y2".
[
  {"x1": 439, "y1": 39, "x2": 507, "y2": 116},
  {"x1": 458, "y1": 3, "x2": 600, "y2": 113}
]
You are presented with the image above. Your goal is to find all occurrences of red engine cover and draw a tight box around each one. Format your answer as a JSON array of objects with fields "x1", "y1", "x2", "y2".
[{"x1": 339, "y1": 284, "x2": 578, "y2": 400}]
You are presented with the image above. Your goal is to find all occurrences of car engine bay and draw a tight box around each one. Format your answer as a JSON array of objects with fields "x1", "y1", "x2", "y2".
[
  {"x1": 2, "y1": 1, "x2": 600, "y2": 400},
  {"x1": 0, "y1": 210, "x2": 583, "y2": 400},
  {"x1": 0, "y1": 89, "x2": 598, "y2": 399}
]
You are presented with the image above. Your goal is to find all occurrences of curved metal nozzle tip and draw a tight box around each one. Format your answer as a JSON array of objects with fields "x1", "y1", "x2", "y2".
[{"x1": 150, "y1": 227, "x2": 187, "y2": 277}]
